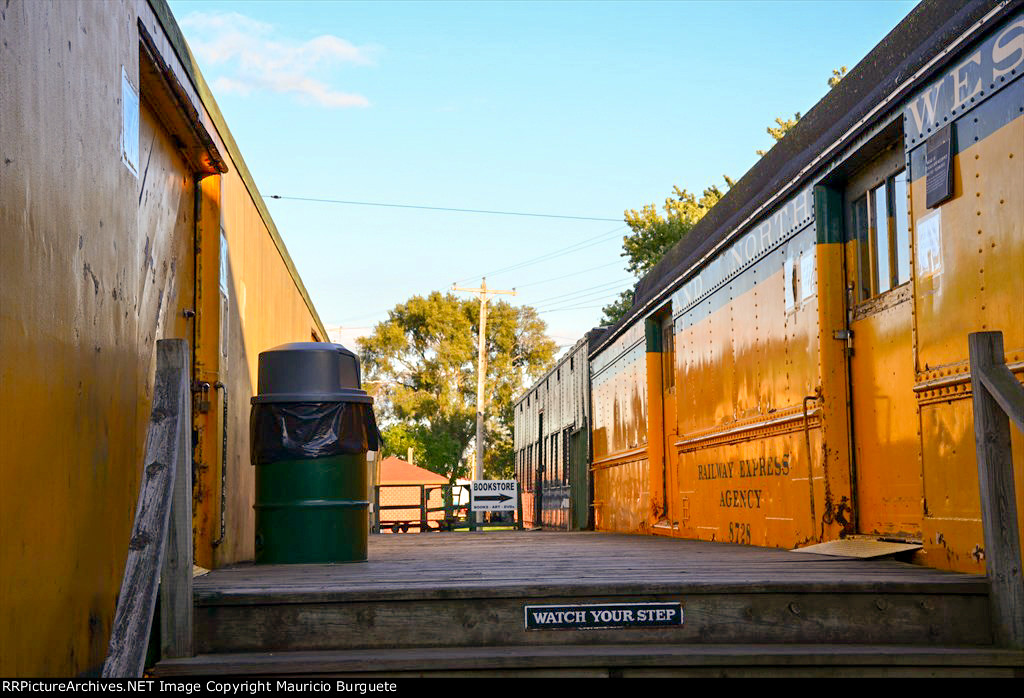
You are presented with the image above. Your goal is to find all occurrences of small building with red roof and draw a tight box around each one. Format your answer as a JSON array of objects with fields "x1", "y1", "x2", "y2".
[
  {"x1": 376, "y1": 456, "x2": 452, "y2": 532},
  {"x1": 379, "y1": 456, "x2": 450, "y2": 486}
]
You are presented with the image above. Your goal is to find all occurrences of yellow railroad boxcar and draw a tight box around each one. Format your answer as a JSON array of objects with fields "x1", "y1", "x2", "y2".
[{"x1": 583, "y1": 0, "x2": 1023, "y2": 574}]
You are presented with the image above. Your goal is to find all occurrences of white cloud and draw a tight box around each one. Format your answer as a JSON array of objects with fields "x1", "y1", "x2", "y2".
[{"x1": 180, "y1": 11, "x2": 373, "y2": 109}]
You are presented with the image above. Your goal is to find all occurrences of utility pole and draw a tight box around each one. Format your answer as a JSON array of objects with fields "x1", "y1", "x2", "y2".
[{"x1": 452, "y1": 278, "x2": 516, "y2": 524}]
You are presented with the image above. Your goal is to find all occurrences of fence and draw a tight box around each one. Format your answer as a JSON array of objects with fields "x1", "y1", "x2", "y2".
[
  {"x1": 373, "y1": 483, "x2": 523, "y2": 533},
  {"x1": 968, "y1": 331, "x2": 1024, "y2": 649}
]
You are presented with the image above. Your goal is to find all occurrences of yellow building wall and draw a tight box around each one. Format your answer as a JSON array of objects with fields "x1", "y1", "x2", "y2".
[
  {"x1": 208, "y1": 169, "x2": 325, "y2": 566},
  {"x1": 1, "y1": 0, "x2": 158, "y2": 676},
  {"x1": 0, "y1": 0, "x2": 327, "y2": 676}
]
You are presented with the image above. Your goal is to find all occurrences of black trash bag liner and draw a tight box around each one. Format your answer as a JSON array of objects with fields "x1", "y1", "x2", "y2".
[{"x1": 250, "y1": 401, "x2": 383, "y2": 465}]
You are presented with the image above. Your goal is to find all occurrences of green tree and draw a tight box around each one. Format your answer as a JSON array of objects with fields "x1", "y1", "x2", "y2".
[
  {"x1": 359, "y1": 292, "x2": 556, "y2": 482},
  {"x1": 601, "y1": 180, "x2": 730, "y2": 325},
  {"x1": 828, "y1": 66, "x2": 848, "y2": 89},
  {"x1": 601, "y1": 67, "x2": 848, "y2": 326},
  {"x1": 600, "y1": 289, "x2": 635, "y2": 326},
  {"x1": 757, "y1": 67, "x2": 848, "y2": 156}
]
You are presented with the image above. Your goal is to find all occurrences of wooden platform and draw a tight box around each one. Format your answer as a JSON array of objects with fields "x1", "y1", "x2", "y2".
[{"x1": 155, "y1": 531, "x2": 1024, "y2": 677}]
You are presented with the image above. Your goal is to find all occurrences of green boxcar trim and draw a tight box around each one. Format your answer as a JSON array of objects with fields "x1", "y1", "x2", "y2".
[
  {"x1": 645, "y1": 317, "x2": 662, "y2": 353},
  {"x1": 814, "y1": 185, "x2": 845, "y2": 245}
]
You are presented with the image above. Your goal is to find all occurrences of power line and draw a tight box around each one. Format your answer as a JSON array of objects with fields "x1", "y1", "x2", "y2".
[
  {"x1": 453, "y1": 225, "x2": 626, "y2": 284},
  {"x1": 538, "y1": 304, "x2": 608, "y2": 314},
  {"x1": 266, "y1": 194, "x2": 621, "y2": 222},
  {"x1": 515, "y1": 260, "x2": 625, "y2": 289},
  {"x1": 534, "y1": 288, "x2": 631, "y2": 312},
  {"x1": 333, "y1": 227, "x2": 628, "y2": 325},
  {"x1": 528, "y1": 278, "x2": 631, "y2": 307}
]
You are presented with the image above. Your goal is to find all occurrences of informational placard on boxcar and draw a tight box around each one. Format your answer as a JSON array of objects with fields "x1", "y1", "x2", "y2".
[
  {"x1": 524, "y1": 602, "x2": 683, "y2": 630},
  {"x1": 470, "y1": 480, "x2": 517, "y2": 512},
  {"x1": 925, "y1": 123, "x2": 954, "y2": 208}
]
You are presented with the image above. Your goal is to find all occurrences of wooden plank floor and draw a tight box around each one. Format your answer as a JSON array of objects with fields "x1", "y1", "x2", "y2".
[{"x1": 196, "y1": 531, "x2": 987, "y2": 605}]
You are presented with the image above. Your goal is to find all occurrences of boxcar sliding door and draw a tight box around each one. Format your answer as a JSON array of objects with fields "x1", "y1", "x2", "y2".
[{"x1": 844, "y1": 143, "x2": 922, "y2": 540}]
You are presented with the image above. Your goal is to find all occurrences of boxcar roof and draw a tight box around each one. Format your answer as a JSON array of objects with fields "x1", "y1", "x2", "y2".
[
  {"x1": 147, "y1": 0, "x2": 329, "y2": 340},
  {"x1": 591, "y1": 0, "x2": 1015, "y2": 358},
  {"x1": 514, "y1": 327, "x2": 606, "y2": 408}
]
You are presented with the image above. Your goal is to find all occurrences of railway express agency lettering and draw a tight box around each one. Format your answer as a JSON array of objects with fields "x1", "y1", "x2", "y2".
[
  {"x1": 697, "y1": 454, "x2": 791, "y2": 481},
  {"x1": 695, "y1": 454, "x2": 791, "y2": 509}
]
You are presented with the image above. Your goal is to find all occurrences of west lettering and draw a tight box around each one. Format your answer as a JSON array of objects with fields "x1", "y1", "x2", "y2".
[
  {"x1": 908, "y1": 83, "x2": 943, "y2": 135},
  {"x1": 992, "y1": 18, "x2": 1024, "y2": 80},
  {"x1": 950, "y1": 51, "x2": 983, "y2": 111}
]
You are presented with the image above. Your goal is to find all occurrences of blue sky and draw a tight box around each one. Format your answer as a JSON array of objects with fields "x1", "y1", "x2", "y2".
[{"x1": 169, "y1": 0, "x2": 919, "y2": 352}]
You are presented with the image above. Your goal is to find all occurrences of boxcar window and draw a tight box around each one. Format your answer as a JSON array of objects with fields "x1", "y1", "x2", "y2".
[
  {"x1": 852, "y1": 167, "x2": 910, "y2": 303},
  {"x1": 852, "y1": 195, "x2": 871, "y2": 302},
  {"x1": 893, "y1": 171, "x2": 911, "y2": 286},
  {"x1": 871, "y1": 183, "x2": 892, "y2": 295}
]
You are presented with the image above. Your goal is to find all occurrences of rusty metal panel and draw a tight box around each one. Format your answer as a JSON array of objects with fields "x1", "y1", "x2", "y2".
[
  {"x1": 0, "y1": 0, "x2": 173, "y2": 676},
  {"x1": 909, "y1": 92, "x2": 1024, "y2": 572},
  {"x1": 593, "y1": 457, "x2": 650, "y2": 533},
  {"x1": 670, "y1": 230, "x2": 832, "y2": 549},
  {"x1": 912, "y1": 102, "x2": 1024, "y2": 373},
  {"x1": 848, "y1": 288, "x2": 921, "y2": 538},
  {"x1": 677, "y1": 428, "x2": 821, "y2": 548}
]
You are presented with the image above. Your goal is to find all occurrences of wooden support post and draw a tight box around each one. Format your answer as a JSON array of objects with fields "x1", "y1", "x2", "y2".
[
  {"x1": 373, "y1": 485, "x2": 380, "y2": 534},
  {"x1": 517, "y1": 484, "x2": 524, "y2": 531},
  {"x1": 161, "y1": 343, "x2": 194, "y2": 659},
  {"x1": 103, "y1": 340, "x2": 192, "y2": 677},
  {"x1": 968, "y1": 331, "x2": 1024, "y2": 649},
  {"x1": 420, "y1": 485, "x2": 428, "y2": 533}
]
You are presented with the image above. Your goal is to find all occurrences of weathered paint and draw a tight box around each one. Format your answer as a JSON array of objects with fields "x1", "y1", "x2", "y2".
[
  {"x1": 0, "y1": 0, "x2": 329, "y2": 676},
  {"x1": 645, "y1": 315, "x2": 667, "y2": 526},
  {"x1": 590, "y1": 323, "x2": 650, "y2": 531},
  {"x1": 848, "y1": 285, "x2": 922, "y2": 537},
  {"x1": 576, "y1": 9, "x2": 1023, "y2": 575},
  {"x1": 909, "y1": 94, "x2": 1024, "y2": 573},
  {"x1": 192, "y1": 174, "x2": 223, "y2": 569},
  {"x1": 2, "y1": 0, "x2": 154, "y2": 676},
  {"x1": 671, "y1": 224, "x2": 846, "y2": 548},
  {"x1": 514, "y1": 332, "x2": 597, "y2": 529},
  {"x1": 592, "y1": 456, "x2": 650, "y2": 533}
]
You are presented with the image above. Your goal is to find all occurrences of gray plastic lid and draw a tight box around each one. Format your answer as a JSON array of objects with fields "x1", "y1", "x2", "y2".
[{"x1": 252, "y1": 342, "x2": 373, "y2": 404}]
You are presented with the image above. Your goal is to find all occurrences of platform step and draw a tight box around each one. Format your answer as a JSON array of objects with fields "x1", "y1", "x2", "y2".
[
  {"x1": 195, "y1": 583, "x2": 991, "y2": 653},
  {"x1": 192, "y1": 533, "x2": 994, "y2": 656},
  {"x1": 154, "y1": 644, "x2": 1024, "y2": 678}
]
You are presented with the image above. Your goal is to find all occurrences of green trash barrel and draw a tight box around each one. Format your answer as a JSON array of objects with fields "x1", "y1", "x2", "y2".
[{"x1": 249, "y1": 342, "x2": 380, "y2": 564}]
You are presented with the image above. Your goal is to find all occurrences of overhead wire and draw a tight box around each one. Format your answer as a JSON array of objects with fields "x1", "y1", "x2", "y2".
[
  {"x1": 538, "y1": 304, "x2": 611, "y2": 315},
  {"x1": 452, "y1": 224, "x2": 626, "y2": 284},
  {"x1": 527, "y1": 278, "x2": 632, "y2": 307},
  {"x1": 514, "y1": 260, "x2": 625, "y2": 289},
  {"x1": 265, "y1": 194, "x2": 621, "y2": 222},
  {"x1": 533, "y1": 284, "x2": 633, "y2": 311}
]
